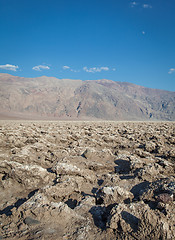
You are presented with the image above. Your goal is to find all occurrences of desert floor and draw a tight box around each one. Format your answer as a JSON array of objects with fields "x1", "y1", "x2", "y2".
[{"x1": 0, "y1": 121, "x2": 175, "y2": 240}]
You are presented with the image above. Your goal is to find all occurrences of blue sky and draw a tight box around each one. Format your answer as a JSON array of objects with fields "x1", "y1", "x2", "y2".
[{"x1": 0, "y1": 0, "x2": 175, "y2": 91}]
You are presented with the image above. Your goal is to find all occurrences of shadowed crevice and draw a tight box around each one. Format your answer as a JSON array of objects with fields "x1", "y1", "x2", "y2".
[{"x1": 0, "y1": 189, "x2": 39, "y2": 216}]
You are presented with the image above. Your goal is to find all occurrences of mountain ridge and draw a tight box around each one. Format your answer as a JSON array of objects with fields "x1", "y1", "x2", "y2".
[{"x1": 0, "y1": 73, "x2": 174, "y2": 120}]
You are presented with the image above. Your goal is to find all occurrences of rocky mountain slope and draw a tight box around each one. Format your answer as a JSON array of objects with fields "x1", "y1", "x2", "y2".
[{"x1": 0, "y1": 73, "x2": 175, "y2": 120}]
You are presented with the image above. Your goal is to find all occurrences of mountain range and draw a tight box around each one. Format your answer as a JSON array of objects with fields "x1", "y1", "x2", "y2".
[{"x1": 0, "y1": 73, "x2": 174, "y2": 120}]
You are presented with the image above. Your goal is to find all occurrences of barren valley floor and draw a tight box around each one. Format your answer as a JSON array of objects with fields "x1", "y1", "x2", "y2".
[{"x1": 0, "y1": 121, "x2": 175, "y2": 239}]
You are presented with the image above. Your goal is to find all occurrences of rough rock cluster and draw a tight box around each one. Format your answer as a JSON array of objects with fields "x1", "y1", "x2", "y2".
[{"x1": 0, "y1": 121, "x2": 174, "y2": 239}]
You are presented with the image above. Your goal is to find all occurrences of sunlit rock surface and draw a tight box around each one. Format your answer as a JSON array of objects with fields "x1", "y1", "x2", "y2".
[{"x1": 0, "y1": 121, "x2": 174, "y2": 239}]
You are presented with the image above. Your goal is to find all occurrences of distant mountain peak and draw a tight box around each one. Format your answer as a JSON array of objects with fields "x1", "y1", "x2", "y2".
[{"x1": 0, "y1": 74, "x2": 174, "y2": 120}]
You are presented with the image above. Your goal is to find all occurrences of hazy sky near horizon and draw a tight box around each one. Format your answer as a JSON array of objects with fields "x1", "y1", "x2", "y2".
[{"x1": 0, "y1": 0, "x2": 175, "y2": 91}]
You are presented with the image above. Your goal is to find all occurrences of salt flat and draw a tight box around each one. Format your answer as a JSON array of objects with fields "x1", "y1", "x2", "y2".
[{"x1": 0, "y1": 121, "x2": 174, "y2": 239}]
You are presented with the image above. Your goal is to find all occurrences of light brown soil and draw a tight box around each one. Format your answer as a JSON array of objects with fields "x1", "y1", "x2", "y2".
[{"x1": 0, "y1": 121, "x2": 174, "y2": 239}]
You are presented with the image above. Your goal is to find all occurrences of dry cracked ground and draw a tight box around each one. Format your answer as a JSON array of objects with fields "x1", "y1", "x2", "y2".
[{"x1": 0, "y1": 121, "x2": 175, "y2": 240}]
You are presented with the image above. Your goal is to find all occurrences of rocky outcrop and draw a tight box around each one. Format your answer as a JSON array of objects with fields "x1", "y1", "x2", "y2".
[
  {"x1": 0, "y1": 121, "x2": 174, "y2": 239},
  {"x1": 0, "y1": 160, "x2": 54, "y2": 189}
]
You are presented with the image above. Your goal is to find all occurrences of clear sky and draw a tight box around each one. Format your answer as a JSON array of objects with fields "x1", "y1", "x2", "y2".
[{"x1": 0, "y1": 0, "x2": 175, "y2": 91}]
